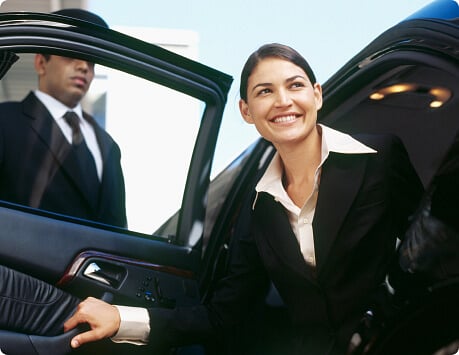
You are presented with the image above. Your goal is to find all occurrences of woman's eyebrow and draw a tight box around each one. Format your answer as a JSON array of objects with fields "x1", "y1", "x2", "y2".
[
  {"x1": 251, "y1": 75, "x2": 306, "y2": 92},
  {"x1": 250, "y1": 75, "x2": 307, "y2": 94},
  {"x1": 251, "y1": 82, "x2": 271, "y2": 93},
  {"x1": 285, "y1": 75, "x2": 306, "y2": 83}
]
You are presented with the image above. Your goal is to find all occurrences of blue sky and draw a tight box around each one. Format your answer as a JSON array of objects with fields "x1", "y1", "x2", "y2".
[
  {"x1": 89, "y1": 1, "x2": 431, "y2": 82},
  {"x1": 88, "y1": 0, "x2": 433, "y2": 169}
]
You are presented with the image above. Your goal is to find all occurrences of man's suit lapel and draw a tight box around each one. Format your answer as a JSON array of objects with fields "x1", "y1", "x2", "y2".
[
  {"x1": 23, "y1": 92, "x2": 69, "y2": 163},
  {"x1": 87, "y1": 113, "x2": 116, "y2": 213},
  {"x1": 313, "y1": 153, "x2": 368, "y2": 271},
  {"x1": 22, "y1": 92, "x2": 99, "y2": 212}
]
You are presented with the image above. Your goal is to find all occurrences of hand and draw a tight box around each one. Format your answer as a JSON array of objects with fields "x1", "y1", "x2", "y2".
[
  {"x1": 63, "y1": 297, "x2": 121, "y2": 348},
  {"x1": 433, "y1": 340, "x2": 459, "y2": 355}
]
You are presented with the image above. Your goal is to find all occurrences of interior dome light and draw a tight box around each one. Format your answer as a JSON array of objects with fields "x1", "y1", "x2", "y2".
[
  {"x1": 369, "y1": 83, "x2": 451, "y2": 109},
  {"x1": 430, "y1": 100, "x2": 444, "y2": 108},
  {"x1": 369, "y1": 92, "x2": 385, "y2": 100}
]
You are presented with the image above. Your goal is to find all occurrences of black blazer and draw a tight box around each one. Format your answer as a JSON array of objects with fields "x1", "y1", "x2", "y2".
[
  {"x1": 0, "y1": 92, "x2": 126, "y2": 227},
  {"x1": 149, "y1": 133, "x2": 424, "y2": 354}
]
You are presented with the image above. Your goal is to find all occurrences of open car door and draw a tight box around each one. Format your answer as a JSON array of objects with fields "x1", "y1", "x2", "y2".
[
  {"x1": 0, "y1": 12, "x2": 232, "y2": 355},
  {"x1": 319, "y1": 1, "x2": 459, "y2": 353}
]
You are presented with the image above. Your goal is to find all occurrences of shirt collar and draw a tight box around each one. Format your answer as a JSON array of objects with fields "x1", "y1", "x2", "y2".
[
  {"x1": 253, "y1": 124, "x2": 377, "y2": 208},
  {"x1": 34, "y1": 90, "x2": 83, "y2": 120},
  {"x1": 318, "y1": 124, "x2": 376, "y2": 155}
]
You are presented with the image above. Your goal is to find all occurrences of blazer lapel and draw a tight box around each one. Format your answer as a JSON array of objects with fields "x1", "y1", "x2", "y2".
[
  {"x1": 23, "y1": 92, "x2": 70, "y2": 163},
  {"x1": 313, "y1": 152, "x2": 368, "y2": 271},
  {"x1": 254, "y1": 192, "x2": 317, "y2": 281},
  {"x1": 87, "y1": 113, "x2": 113, "y2": 192},
  {"x1": 85, "y1": 112, "x2": 109, "y2": 167}
]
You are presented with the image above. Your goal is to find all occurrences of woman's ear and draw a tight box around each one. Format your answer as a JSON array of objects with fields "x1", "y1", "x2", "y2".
[
  {"x1": 313, "y1": 83, "x2": 323, "y2": 111},
  {"x1": 239, "y1": 99, "x2": 254, "y2": 124}
]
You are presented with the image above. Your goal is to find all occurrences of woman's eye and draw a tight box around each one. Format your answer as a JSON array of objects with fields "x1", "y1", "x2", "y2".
[
  {"x1": 291, "y1": 82, "x2": 305, "y2": 89},
  {"x1": 257, "y1": 88, "x2": 271, "y2": 95}
]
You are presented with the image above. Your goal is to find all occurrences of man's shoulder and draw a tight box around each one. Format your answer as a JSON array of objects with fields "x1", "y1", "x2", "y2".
[
  {"x1": 0, "y1": 92, "x2": 35, "y2": 110},
  {"x1": 0, "y1": 100, "x2": 23, "y2": 117},
  {"x1": 0, "y1": 93, "x2": 38, "y2": 127}
]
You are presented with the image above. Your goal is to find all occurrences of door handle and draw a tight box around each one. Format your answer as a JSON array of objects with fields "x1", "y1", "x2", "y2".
[{"x1": 83, "y1": 261, "x2": 126, "y2": 288}]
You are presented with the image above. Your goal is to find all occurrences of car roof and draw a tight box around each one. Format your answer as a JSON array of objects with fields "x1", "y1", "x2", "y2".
[{"x1": 319, "y1": 1, "x2": 459, "y2": 186}]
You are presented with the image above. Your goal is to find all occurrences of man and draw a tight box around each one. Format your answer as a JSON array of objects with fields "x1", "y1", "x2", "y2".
[{"x1": 0, "y1": 9, "x2": 126, "y2": 227}]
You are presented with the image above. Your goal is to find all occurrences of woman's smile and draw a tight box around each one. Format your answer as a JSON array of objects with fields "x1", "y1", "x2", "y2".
[{"x1": 270, "y1": 114, "x2": 299, "y2": 124}]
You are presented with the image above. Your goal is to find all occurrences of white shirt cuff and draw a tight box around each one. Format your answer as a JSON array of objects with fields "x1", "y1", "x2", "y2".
[{"x1": 110, "y1": 305, "x2": 150, "y2": 345}]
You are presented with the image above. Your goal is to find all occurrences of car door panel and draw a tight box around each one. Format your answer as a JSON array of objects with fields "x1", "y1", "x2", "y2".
[
  {"x1": 0, "y1": 205, "x2": 201, "y2": 307},
  {"x1": 0, "y1": 12, "x2": 232, "y2": 319}
]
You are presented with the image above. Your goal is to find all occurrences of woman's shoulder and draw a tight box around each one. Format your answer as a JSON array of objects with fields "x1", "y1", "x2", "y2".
[{"x1": 352, "y1": 132, "x2": 404, "y2": 151}]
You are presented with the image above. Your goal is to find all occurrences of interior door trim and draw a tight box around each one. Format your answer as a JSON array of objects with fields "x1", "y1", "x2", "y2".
[{"x1": 56, "y1": 250, "x2": 195, "y2": 286}]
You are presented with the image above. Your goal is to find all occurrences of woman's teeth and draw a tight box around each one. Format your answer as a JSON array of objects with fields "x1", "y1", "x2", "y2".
[{"x1": 273, "y1": 115, "x2": 296, "y2": 123}]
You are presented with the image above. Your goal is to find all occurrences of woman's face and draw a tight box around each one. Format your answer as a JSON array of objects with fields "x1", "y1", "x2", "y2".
[{"x1": 239, "y1": 57, "x2": 322, "y2": 147}]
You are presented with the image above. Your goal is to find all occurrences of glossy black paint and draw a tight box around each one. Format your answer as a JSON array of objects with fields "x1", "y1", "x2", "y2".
[{"x1": 0, "y1": 1, "x2": 457, "y2": 354}]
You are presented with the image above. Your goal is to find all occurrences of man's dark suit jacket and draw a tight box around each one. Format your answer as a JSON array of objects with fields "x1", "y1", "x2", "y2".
[
  {"x1": 0, "y1": 92, "x2": 126, "y2": 227},
  {"x1": 148, "y1": 133, "x2": 424, "y2": 354}
]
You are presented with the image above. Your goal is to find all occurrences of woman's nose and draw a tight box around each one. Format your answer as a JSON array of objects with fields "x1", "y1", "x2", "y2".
[{"x1": 274, "y1": 89, "x2": 292, "y2": 107}]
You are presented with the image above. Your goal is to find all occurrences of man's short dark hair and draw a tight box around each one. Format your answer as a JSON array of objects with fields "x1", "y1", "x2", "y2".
[{"x1": 52, "y1": 8, "x2": 109, "y2": 28}]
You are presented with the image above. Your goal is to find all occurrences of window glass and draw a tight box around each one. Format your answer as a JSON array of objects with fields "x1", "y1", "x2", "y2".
[{"x1": 0, "y1": 53, "x2": 203, "y2": 237}]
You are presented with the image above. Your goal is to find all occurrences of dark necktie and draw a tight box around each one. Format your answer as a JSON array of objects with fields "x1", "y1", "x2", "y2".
[
  {"x1": 63, "y1": 111, "x2": 100, "y2": 207},
  {"x1": 64, "y1": 111, "x2": 84, "y2": 145}
]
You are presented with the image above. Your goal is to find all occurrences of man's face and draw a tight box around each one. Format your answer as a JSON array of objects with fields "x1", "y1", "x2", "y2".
[{"x1": 34, "y1": 54, "x2": 95, "y2": 108}]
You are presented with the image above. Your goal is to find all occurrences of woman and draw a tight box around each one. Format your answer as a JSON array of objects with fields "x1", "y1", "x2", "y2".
[
  {"x1": 0, "y1": 43, "x2": 424, "y2": 354},
  {"x1": 62, "y1": 43, "x2": 424, "y2": 354}
]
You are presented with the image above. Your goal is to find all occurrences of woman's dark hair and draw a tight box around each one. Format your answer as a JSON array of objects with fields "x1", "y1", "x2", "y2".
[{"x1": 239, "y1": 43, "x2": 317, "y2": 102}]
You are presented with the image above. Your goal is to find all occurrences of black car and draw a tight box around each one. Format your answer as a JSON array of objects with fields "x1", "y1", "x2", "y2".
[{"x1": 0, "y1": 1, "x2": 458, "y2": 354}]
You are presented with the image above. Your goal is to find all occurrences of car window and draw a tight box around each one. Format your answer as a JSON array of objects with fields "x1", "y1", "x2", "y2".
[{"x1": 0, "y1": 52, "x2": 203, "y2": 237}]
